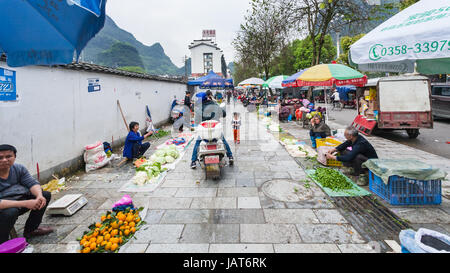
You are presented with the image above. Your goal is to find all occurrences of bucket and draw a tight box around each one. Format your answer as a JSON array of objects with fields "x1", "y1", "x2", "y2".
[{"x1": 0, "y1": 238, "x2": 28, "y2": 253}]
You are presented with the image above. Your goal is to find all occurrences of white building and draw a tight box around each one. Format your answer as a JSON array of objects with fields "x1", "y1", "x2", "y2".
[{"x1": 189, "y1": 39, "x2": 224, "y2": 78}]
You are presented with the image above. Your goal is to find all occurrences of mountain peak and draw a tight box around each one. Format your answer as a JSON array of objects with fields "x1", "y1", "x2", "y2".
[{"x1": 82, "y1": 16, "x2": 183, "y2": 75}]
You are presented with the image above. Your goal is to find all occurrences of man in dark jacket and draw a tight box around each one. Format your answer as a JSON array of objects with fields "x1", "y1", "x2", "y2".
[
  {"x1": 184, "y1": 91, "x2": 191, "y2": 110},
  {"x1": 326, "y1": 126, "x2": 378, "y2": 185}
]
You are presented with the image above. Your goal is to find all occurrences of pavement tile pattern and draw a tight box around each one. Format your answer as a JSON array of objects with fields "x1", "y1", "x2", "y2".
[{"x1": 16, "y1": 103, "x2": 450, "y2": 253}]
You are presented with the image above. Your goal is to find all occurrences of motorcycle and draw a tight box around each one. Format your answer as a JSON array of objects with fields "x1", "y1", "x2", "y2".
[{"x1": 196, "y1": 103, "x2": 231, "y2": 180}]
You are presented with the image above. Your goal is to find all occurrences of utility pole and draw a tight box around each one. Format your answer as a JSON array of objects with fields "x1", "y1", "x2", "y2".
[{"x1": 336, "y1": 31, "x2": 341, "y2": 59}]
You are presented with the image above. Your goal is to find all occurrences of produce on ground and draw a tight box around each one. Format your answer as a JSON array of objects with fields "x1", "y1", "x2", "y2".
[
  {"x1": 149, "y1": 144, "x2": 180, "y2": 166},
  {"x1": 150, "y1": 130, "x2": 170, "y2": 138},
  {"x1": 77, "y1": 207, "x2": 145, "y2": 253},
  {"x1": 312, "y1": 167, "x2": 354, "y2": 191}
]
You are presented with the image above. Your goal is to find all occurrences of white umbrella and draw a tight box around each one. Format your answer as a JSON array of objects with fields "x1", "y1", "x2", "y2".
[
  {"x1": 350, "y1": 0, "x2": 450, "y2": 74},
  {"x1": 238, "y1": 77, "x2": 265, "y2": 86}
]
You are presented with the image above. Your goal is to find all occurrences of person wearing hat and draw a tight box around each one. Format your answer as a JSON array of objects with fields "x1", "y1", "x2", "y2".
[{"x1": 0, "y1": 144, "x2": 54, "y2": 243}]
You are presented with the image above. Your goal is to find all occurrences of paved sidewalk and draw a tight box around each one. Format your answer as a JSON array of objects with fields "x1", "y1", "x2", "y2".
[
  {"x1": 280, "y1": 116, "x2": 450, "y2": 237},
  {"x1": 15, "y1": 103, "x2": 449, "y2": 253}
]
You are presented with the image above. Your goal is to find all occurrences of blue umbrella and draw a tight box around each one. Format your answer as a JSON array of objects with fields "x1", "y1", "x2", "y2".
[
  {"x1": 187, "y1": 70, "x2": 222, "y2": 86},
  {"x1": 200, "y1": 77, "x2": 226, "y2": 89},
  {"x1": 0, "y1": 0, "x2": 106, "y2": 67}
]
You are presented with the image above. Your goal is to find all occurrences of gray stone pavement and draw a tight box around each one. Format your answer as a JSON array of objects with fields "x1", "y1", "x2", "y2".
[{"x1": 14, "y1": 102, "x2": 449, "y2": 253}]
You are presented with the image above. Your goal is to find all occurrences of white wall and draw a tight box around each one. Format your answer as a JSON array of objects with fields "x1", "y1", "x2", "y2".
[
  {"x1": 0, "y1": 61, "x2": 186, "y2": 177},
  {"x1": 190, "y1": 43, "x2": 223, "y2": 75}
]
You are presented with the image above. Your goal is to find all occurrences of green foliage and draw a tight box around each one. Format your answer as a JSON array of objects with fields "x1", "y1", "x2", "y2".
[
  {"x1": 97, "y1": 42, "x2": 145, "y2": 69},
  {"x1": 270, "y1": 40, "x2": 299, "y2": 76},
  {"x1": 399, "y1": 0, "x2": 419, "y2": 10},
  {"x1": 293, "y1": 35, "x2": 336, "y2": 70},
  {"x1": 336, "y1": 33, "x2": 365, "y2": 67},
  {"x1": 118, "y1": 66, "x2": 146, "y2": 74}
]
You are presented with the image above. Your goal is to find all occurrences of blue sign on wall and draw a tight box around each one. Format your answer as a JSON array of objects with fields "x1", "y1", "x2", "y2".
[
  {"x1": 88, "y1": 78, "x2": 101, "y2": 93},
  {"x1": 0, "y1": 67, "x2": 16, "y2": 101}
]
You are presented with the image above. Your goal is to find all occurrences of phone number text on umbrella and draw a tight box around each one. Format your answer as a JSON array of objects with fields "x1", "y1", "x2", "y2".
[{"x1": 369, "y1": 40, "x2": 450, "y2": 61}]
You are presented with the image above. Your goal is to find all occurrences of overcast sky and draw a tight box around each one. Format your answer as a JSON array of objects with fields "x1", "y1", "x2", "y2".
[{"x1": 106, "y1": 0, "x2": 252, "y2": 67}]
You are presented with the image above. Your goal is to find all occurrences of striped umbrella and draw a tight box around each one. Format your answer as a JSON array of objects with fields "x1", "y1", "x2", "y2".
[
  {"x1": 262, "y1": 75, "x2": 289, "y2": 89},
  {"x1": 296, "y1": 64, "x2": 367, "y2": 87},
  {"x1": 282, "y1": 70, "x2": 307, "y2": 88}
]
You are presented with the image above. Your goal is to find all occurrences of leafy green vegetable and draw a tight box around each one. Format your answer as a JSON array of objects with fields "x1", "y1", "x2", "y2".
[{"x1": 312, "y1": 168, "x2": 353, "y2": 191}]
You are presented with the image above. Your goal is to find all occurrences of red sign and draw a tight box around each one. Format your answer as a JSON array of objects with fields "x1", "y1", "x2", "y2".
[{"x1": 202, "y1": 30, "x2": 216, "y2": 38}]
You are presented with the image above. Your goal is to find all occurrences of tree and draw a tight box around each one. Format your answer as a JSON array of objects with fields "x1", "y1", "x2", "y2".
[
  {"x1": 293, "y1": 34, "x2": 336, "y2": 70},
  {"x1": 270, "y1": 40, "x2": 300, "y2": 76},
  {"x1": 233, "y1": 0, "x2": 291, "y2": 80},
  {"x1": 278, "y1": 0, "x2": 388, "y2": 67},
  {"x1": 399, "y1": 0, "x2": 419, "y2": 11},
  {"x1": 221, "y1": 55, "x2": 228, "y2": 78},
  {"x1": 336, "y1": 33, "x2": 365, "y2": 66},
  {"x1": 232, "y1": 58, "x2": 260, "y2": 86}
]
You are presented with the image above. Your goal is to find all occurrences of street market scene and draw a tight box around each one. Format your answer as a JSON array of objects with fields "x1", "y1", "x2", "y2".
[{"x1": 1, "y1": 0, "x2": 450, "y2": 257}]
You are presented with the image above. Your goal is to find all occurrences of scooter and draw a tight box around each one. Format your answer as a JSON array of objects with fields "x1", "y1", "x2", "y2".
[{"x1": 196, "y1": 120, "x2": 229, "y2": 180}]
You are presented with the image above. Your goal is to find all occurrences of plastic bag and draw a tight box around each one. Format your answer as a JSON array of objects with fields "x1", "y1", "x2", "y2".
[
  {"x1": 317, "y1": 146, "x2": 335, "y2": 166},
  {"x1": 84, "y1": 141, "x2": 110, "y2": 172}
]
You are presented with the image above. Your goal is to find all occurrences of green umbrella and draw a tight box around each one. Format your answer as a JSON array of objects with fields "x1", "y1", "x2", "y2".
[{"x1": 262, "y1": 75, "x2": 289, "y2": 89}]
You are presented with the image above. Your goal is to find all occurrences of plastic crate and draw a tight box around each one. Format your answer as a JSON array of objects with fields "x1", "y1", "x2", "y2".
[
  {"x1": 316, "y1": 137, "x2": 342, "y2": 148},
  {"x1": 327, "y1": 158, "x2": 343, "y2": 167},
  {"x1": 316, "y1": 138, "x2": 343, "y2": 167},
  {"x1": 369, "y1": 170, "x2": 442, "y2": 206}
]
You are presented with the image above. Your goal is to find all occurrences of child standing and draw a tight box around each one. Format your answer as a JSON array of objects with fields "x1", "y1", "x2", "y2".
[{"x1": 232, "y1": 112, "x2": 241, "y2": 144}]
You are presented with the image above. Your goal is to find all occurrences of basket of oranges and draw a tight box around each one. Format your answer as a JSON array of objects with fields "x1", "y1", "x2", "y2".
[{"x1": 77, "y1": 207, "x2": 146, "y2": 253}]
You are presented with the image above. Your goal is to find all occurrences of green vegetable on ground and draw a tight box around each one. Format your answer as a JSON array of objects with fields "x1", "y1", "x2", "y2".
[{"x1": 312, "y1": 168, "x2": 354, "y2": 192}]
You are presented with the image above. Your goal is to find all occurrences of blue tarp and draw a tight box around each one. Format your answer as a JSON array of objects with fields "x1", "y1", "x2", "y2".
[
  {"x1": 337, "y1": 86, "x2": 356, "y2": 101},
  {"x1": 188, "y1": 71, "x2": 222, "y2": 86},
  {"x1": 0, "y1": 0, "x2": 106, "y2": 67}
]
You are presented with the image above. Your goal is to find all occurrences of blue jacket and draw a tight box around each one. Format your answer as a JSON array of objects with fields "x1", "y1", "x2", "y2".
[{"x1": 123, "y1": 131, "x2": 144, "y2": 159}]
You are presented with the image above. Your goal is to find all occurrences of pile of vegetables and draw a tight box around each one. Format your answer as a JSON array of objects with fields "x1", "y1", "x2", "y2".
[
  {"x1": 133, "y1": 161, "x2": 166, "y2": 186},
  {"x1": 149, "y1": 144, "x2": 180, "y2": 165},
  {"x1": 131, "y1": 144, "x2": 180, "y2": 186},
  {"x1": 150, "y1": 130, "x2": 170, "y2": 139},
  {"x1": 312, "y1": 168, "x2": 354, "y2": 192}
]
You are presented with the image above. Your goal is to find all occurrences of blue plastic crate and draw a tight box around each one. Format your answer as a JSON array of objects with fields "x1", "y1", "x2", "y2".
[{"x1": 369, "y1": 170, "x2": 442, "y2": 206}]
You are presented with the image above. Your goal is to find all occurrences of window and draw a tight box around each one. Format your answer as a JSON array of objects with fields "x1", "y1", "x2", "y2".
[
  {"x1": 432, "y1": 86, "x2": 450, "y2": 96},
  {"x1": 203, "y1": 53, "x2": 213, "y2": 74}
]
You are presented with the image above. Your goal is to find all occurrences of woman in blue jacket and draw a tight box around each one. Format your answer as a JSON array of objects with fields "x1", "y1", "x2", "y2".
[{"x1": 123, "y1": 122, "x2": 153, "y2": 160}]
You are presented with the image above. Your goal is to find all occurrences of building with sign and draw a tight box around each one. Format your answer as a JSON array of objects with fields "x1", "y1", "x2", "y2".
[{"x1": 189, "y1": 36, "x2": 225, "y2": 79}]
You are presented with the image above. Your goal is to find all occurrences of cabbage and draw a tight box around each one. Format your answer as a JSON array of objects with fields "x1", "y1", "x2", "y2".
[
  {"x1": 155, "y1": 149, "x2": 166, "y2": 157},
  {"x1": 133, "y1": 171, "x2": 149, "y2": 186},
  {"x1": 168, "y1": 150, "x2": 179, "y2": 159},
  {"x1": 154, "y1": 156, "x2": 166, "y2": 165},
  {"x1": 165, "y1": 156, "x2": 175, "y2": 163}
]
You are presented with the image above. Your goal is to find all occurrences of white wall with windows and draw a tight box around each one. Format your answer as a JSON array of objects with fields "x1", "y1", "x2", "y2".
[{"x1": 189, "y1": 40, "x2": 224, "y2": 77}]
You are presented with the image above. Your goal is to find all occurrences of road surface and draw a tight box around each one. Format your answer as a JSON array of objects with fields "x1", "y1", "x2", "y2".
[{"x1": 324, "y1": 104, "x2": 450, "y2": 159}]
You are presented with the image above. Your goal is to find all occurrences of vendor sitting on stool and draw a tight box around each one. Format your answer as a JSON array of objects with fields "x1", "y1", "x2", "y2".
[
  {"x1": 123, "y1": 122, "x2": 153, "y2": 160},
  {"x1": 309, "y1": 114, "x2": 331, "y2": 149},
  {"x1": 326, "y1": 126, "x2": 378, "y2": 186}
]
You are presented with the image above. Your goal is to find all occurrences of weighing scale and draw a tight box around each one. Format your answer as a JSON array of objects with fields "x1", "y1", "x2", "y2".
[{"x1": 47, "y1": 194, "x2": 88, "y2": 216}]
